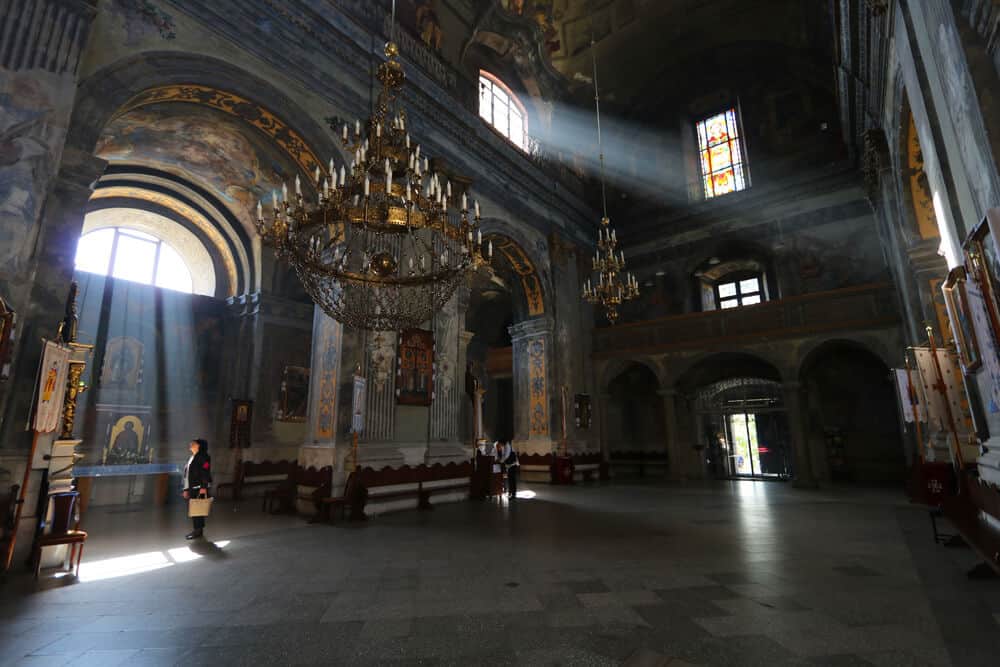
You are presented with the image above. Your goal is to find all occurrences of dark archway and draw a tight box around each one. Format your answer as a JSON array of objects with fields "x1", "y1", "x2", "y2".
[
  {"x1": 605, "y1": 362, "x2": 664, "y2": 466},
  {"x1": 676, "y1": 352, "x2": 790, "y2": 480},
  {"x1": 800, "y1": 340, "x2": 905, "y2": 483}
]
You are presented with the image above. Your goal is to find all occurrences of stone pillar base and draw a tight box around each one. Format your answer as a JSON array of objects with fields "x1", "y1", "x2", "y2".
[{"x1": 425, "y1": 441, "x2": 469, "y2": 464}]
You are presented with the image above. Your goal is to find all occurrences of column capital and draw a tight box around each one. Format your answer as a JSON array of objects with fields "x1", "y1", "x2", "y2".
[
  {"x1": 508, "y1": 316, "x2": 554, "y2": 342},
  {"x1": 459, "y1": 330, "x2": 475, "y2": 343}
]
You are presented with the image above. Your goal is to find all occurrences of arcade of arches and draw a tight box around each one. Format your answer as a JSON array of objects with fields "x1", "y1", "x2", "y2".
[{"x1": 2, "y1": 1, "x2": 1000, "y2": 664}]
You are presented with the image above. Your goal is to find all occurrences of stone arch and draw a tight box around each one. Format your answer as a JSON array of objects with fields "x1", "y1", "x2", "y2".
[
  {"x1": 598, "y1": 357, "x2": 664, "y2": 394},
  {"x1": 66, "y1": 51, "x2": 340, "y2": 168},
  {"x1": 673, "y1": 350, "x2": 785, "y2": 393},
  {"x1": 477, "y1": 221, "x2": 551, "y2": 320},
  {"x1": 796, "y1": 337, "x2": 906, "y2": 482},
  {"x1": 66, "y1": 52, "x2": 345, "y2": 300},
  {"x1": 797, "y1": 336, "x2": 896, "y2": 382}
]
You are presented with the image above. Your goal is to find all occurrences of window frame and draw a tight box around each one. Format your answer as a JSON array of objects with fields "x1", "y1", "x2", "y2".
[
  {"x1": 478, "y1": 71, "x2": 530, "y2": 152},
  {"x1": 75, "y1": 226, "x2": 194, "y2": 294},
  {"x1": 715, "y1": 271, "x2": 764, "y2": 310},
  {"x1": 695, "y1": 104, "x2": 751, "y2": 199}
]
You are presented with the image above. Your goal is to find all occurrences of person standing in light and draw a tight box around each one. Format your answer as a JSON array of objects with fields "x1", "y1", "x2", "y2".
[{"x1": 182, "y1": 439, "x2": 212, "y2": 540}]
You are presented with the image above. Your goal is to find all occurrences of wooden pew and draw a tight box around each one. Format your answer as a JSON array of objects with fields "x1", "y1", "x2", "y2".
[
  {"x1": 942, "y1": 472, "x2": 1000, "y2": 577},
  {"x1": 263, "y1": 465, "x2": 332, "y2": 514},
  {"x1": 520, "y1": 452, "x2": 607, "y2": 484},
  {"x1": 351, "y1": 462, "x2": 471, "y2": 520},
  {"x1": 610, "y1": 450, "x2": 670, "y2": 478},
  {"x1": 215, "y1": 459, "x2": 295, "y2": 508}
]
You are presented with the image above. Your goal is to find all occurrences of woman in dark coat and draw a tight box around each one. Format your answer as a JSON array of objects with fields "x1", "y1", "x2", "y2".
[{"x1": 182, "y1": 438, "x2": 212, "y2": 539}]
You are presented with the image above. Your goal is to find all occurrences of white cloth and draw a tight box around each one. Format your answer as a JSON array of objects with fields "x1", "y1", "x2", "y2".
[{"x1": 182, "y1": 454, "x2": 194, "y2": 490}]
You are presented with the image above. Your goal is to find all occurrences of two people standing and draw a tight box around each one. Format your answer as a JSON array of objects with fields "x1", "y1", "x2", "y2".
[{"x1": 493, "y1": 441, "x2": 520, "y2": 499}]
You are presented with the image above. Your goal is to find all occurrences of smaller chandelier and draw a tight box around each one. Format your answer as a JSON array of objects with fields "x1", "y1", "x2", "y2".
[
  {"x1": 580, "y1": 40, "x2": 638, "y2": 324},
  {"x1": 582, "y1": 216, "x2": 638, "y2": 324},
  {"x1": 256, "y1": 41, "x2": 492, "y2": 331}
]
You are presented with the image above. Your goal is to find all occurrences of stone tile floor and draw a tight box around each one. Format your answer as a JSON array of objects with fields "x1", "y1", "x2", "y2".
[{"x1": 1, "y1": 481, "x2": 999, "y2": 666}]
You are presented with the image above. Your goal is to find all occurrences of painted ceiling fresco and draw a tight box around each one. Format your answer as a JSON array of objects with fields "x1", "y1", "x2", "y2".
[
  {"x1": 498, "y1": 0, "x2": 830, "y2": 110},
  {"x1": 95, "y1": 102, "x2": 303, "y2": 233}
]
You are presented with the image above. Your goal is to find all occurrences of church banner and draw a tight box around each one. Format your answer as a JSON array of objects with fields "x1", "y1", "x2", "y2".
[{"x1": 33, "y1": 340, "x2": 71, "y2": 433}]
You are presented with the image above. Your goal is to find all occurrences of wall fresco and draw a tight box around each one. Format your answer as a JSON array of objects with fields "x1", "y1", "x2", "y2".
[
  {"x1": 528, "y1": 337, "x2": 548, "y2": 436},
  {"x1": 96, "y1": 103, "x2": 303, "y2": 233}
]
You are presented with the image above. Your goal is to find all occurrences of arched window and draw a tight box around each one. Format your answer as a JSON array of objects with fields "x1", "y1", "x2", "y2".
[
  {"x1": 479, "y1": 71, "x2": 529, "y2": 151},
  {"x1": 75, "y1": 227, "x2": 195, "y2": 294}
]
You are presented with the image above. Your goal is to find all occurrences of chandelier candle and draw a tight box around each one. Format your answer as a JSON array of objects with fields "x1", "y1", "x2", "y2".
[{"x1": 256, "y1": 38, "x2": 491, "y2": 331}]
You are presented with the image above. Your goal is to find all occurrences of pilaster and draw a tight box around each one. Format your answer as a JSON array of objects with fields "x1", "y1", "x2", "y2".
[
  {"x1": 783, "y1": 381, "x2": 818, "y2": 488},
  {"x1": 509, "y1": 316, "x2": 555, "y2": 455}
]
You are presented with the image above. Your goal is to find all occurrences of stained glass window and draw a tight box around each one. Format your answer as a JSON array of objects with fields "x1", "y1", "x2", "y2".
[
  {"x1": 479, "y1": 71, "x2": 529, "y2": 152},
  {"x1": 696, "y1": 108, "x2": 749, "y2": 198}
]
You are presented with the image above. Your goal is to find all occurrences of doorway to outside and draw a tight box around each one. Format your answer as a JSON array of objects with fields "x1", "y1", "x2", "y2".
[
  {"x1": 725, "y1": 412, "x2": 787, "y2": 478},
  {"x1": 697, "y1": 378, "x2": 791, "y2": 480}
]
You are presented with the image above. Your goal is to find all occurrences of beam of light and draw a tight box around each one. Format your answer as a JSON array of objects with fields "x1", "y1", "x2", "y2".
[
  {"x1": 72, "y1": 550, "x2": 173, "y2": 583},
  {"x1": 515, "y1": 490, "x2": 536, "y2": 499},
  {"x1": 536, "y1": 102, "x2": 692, "y2": 207},
  {"x1": 54, "y1": 540, "x2": 231, "y2": 583}
]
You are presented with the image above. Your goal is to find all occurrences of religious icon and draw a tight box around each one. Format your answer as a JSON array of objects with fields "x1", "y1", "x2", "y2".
[
  {"x1": 0, "y1": 296, "x2": 14, "y2": 382},
  {"x1": 230, "y1": 399, "x2": 253, "y2": 449},
  {"x1": 103, "y1": 415, "x2": 150, "y2": 465},
  {"x1": 396, "y1": 329, "x2": 434, "y2": 406},
  {"x1": 574, "y1": 394, "x2": 592, "y2": 429},
  {"x1": 101, "y1": 336, "x2": 144, "y2": 389}
]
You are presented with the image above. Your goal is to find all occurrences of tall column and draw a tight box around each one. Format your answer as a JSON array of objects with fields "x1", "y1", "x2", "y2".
[
  {"x1": 0, "y1": 0, "x2": 98, "y2": 440},
  {"x1": 458, "y1": 331, "x2": 475, "y2": 445},
  {"x1": 428, "y1": 291, "x2": 467, "y2": 462},
  {"x1": 597, "y1": 393, "x2": 611, "y2": 465},
  {"x1": 783, "y1": 381, "x2": 817, "y2": 488},
  {"x1": 508, "y1": 317, "x2": 555, "y2": 455},
  {"x1": 658, "y1": 389, "x2": 684, "y2": 481}
]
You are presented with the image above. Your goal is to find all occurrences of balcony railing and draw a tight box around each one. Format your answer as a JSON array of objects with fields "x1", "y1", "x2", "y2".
[{"x1": 593, "y1": 283, "x2": 900, "y2": 358}]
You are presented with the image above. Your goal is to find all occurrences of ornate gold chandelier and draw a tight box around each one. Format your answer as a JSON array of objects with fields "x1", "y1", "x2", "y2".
[
  {"x1": 581, "y1": 41, "x2": 638, "y2": 324},
  {"x1": 256, "y1": 38, "x2": 491, "y2": 331}
]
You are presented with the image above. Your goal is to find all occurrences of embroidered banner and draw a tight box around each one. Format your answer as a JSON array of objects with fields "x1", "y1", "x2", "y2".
[{"x1": 34, "y1": 340, "x2": 71, "y2": 433}]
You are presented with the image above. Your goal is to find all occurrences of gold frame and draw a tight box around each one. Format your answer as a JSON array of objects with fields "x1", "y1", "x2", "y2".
[{"x1": 943, "y1": 266, "x2": 981, "y2": 372}]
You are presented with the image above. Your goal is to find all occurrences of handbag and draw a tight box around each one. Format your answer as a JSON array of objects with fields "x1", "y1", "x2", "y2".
[{"x1": 188, "y1": 497, "x2": 213, "y2": 517}]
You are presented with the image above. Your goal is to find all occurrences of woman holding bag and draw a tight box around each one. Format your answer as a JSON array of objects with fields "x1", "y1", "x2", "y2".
[{"x1": 182, "y1": 438, "x2": 212, "y2": 540}]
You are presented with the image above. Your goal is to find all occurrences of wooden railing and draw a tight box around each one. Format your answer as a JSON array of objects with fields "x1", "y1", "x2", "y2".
[{"x1": 593, "y1": 283, "x2": 900, "y2": 358}]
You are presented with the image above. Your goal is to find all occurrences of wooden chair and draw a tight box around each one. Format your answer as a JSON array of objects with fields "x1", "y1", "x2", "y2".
[
  {"x1": 33, "y1": 491, "x2": 87, "y2": 580},
  {"x1": 1, "y1": 484, "x2": 21, "y2": 561}
]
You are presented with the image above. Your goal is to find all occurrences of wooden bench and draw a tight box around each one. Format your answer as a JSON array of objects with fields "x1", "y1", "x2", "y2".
[
  {"x1": 610, "y1": 450, "x2": 670, "y2": 478},
  {"x1": 520, "y1": 452, "x2": 608, "y2": 484},
  {"x1": 942, "y1": 472, "x2": 1000, "y2": 578},
  {"x1": 216, "y1": 459, "x2": 295, "y2": 508},
  {"x1": 350, "y1": 462, "x2": 472, "y2": 520},
  {"x1": 263, "y1": 465, "x2": 332, "y2": 514}
]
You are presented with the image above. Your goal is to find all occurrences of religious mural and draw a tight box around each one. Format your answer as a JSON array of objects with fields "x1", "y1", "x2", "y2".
[
  {"x1": 95, "y1": 103, "x2": 304, "y2": 233},
  {"x1": 112, "y1": 0, "x2": 177, "y2": 45},
  {"x1": 500, "y1": 0, "x2": 560, "y2": 53},
  {"x1": 528, "y1": 337, "x2": 548, "y2": 436},
  {"x1": 312, "y1": 314, "x2": 341, "y2": 440},
  {"x1": 0, "y1": 76, "x2": 65, "y2": 273}
]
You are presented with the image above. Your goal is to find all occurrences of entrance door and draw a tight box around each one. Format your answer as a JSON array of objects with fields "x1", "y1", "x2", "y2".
[
  {"x1": 727, "y1": 413, "x2": 761, "y2": 476},
  {"x1": 726, "y1": 412, "x2": 790, "y2": 478}
]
